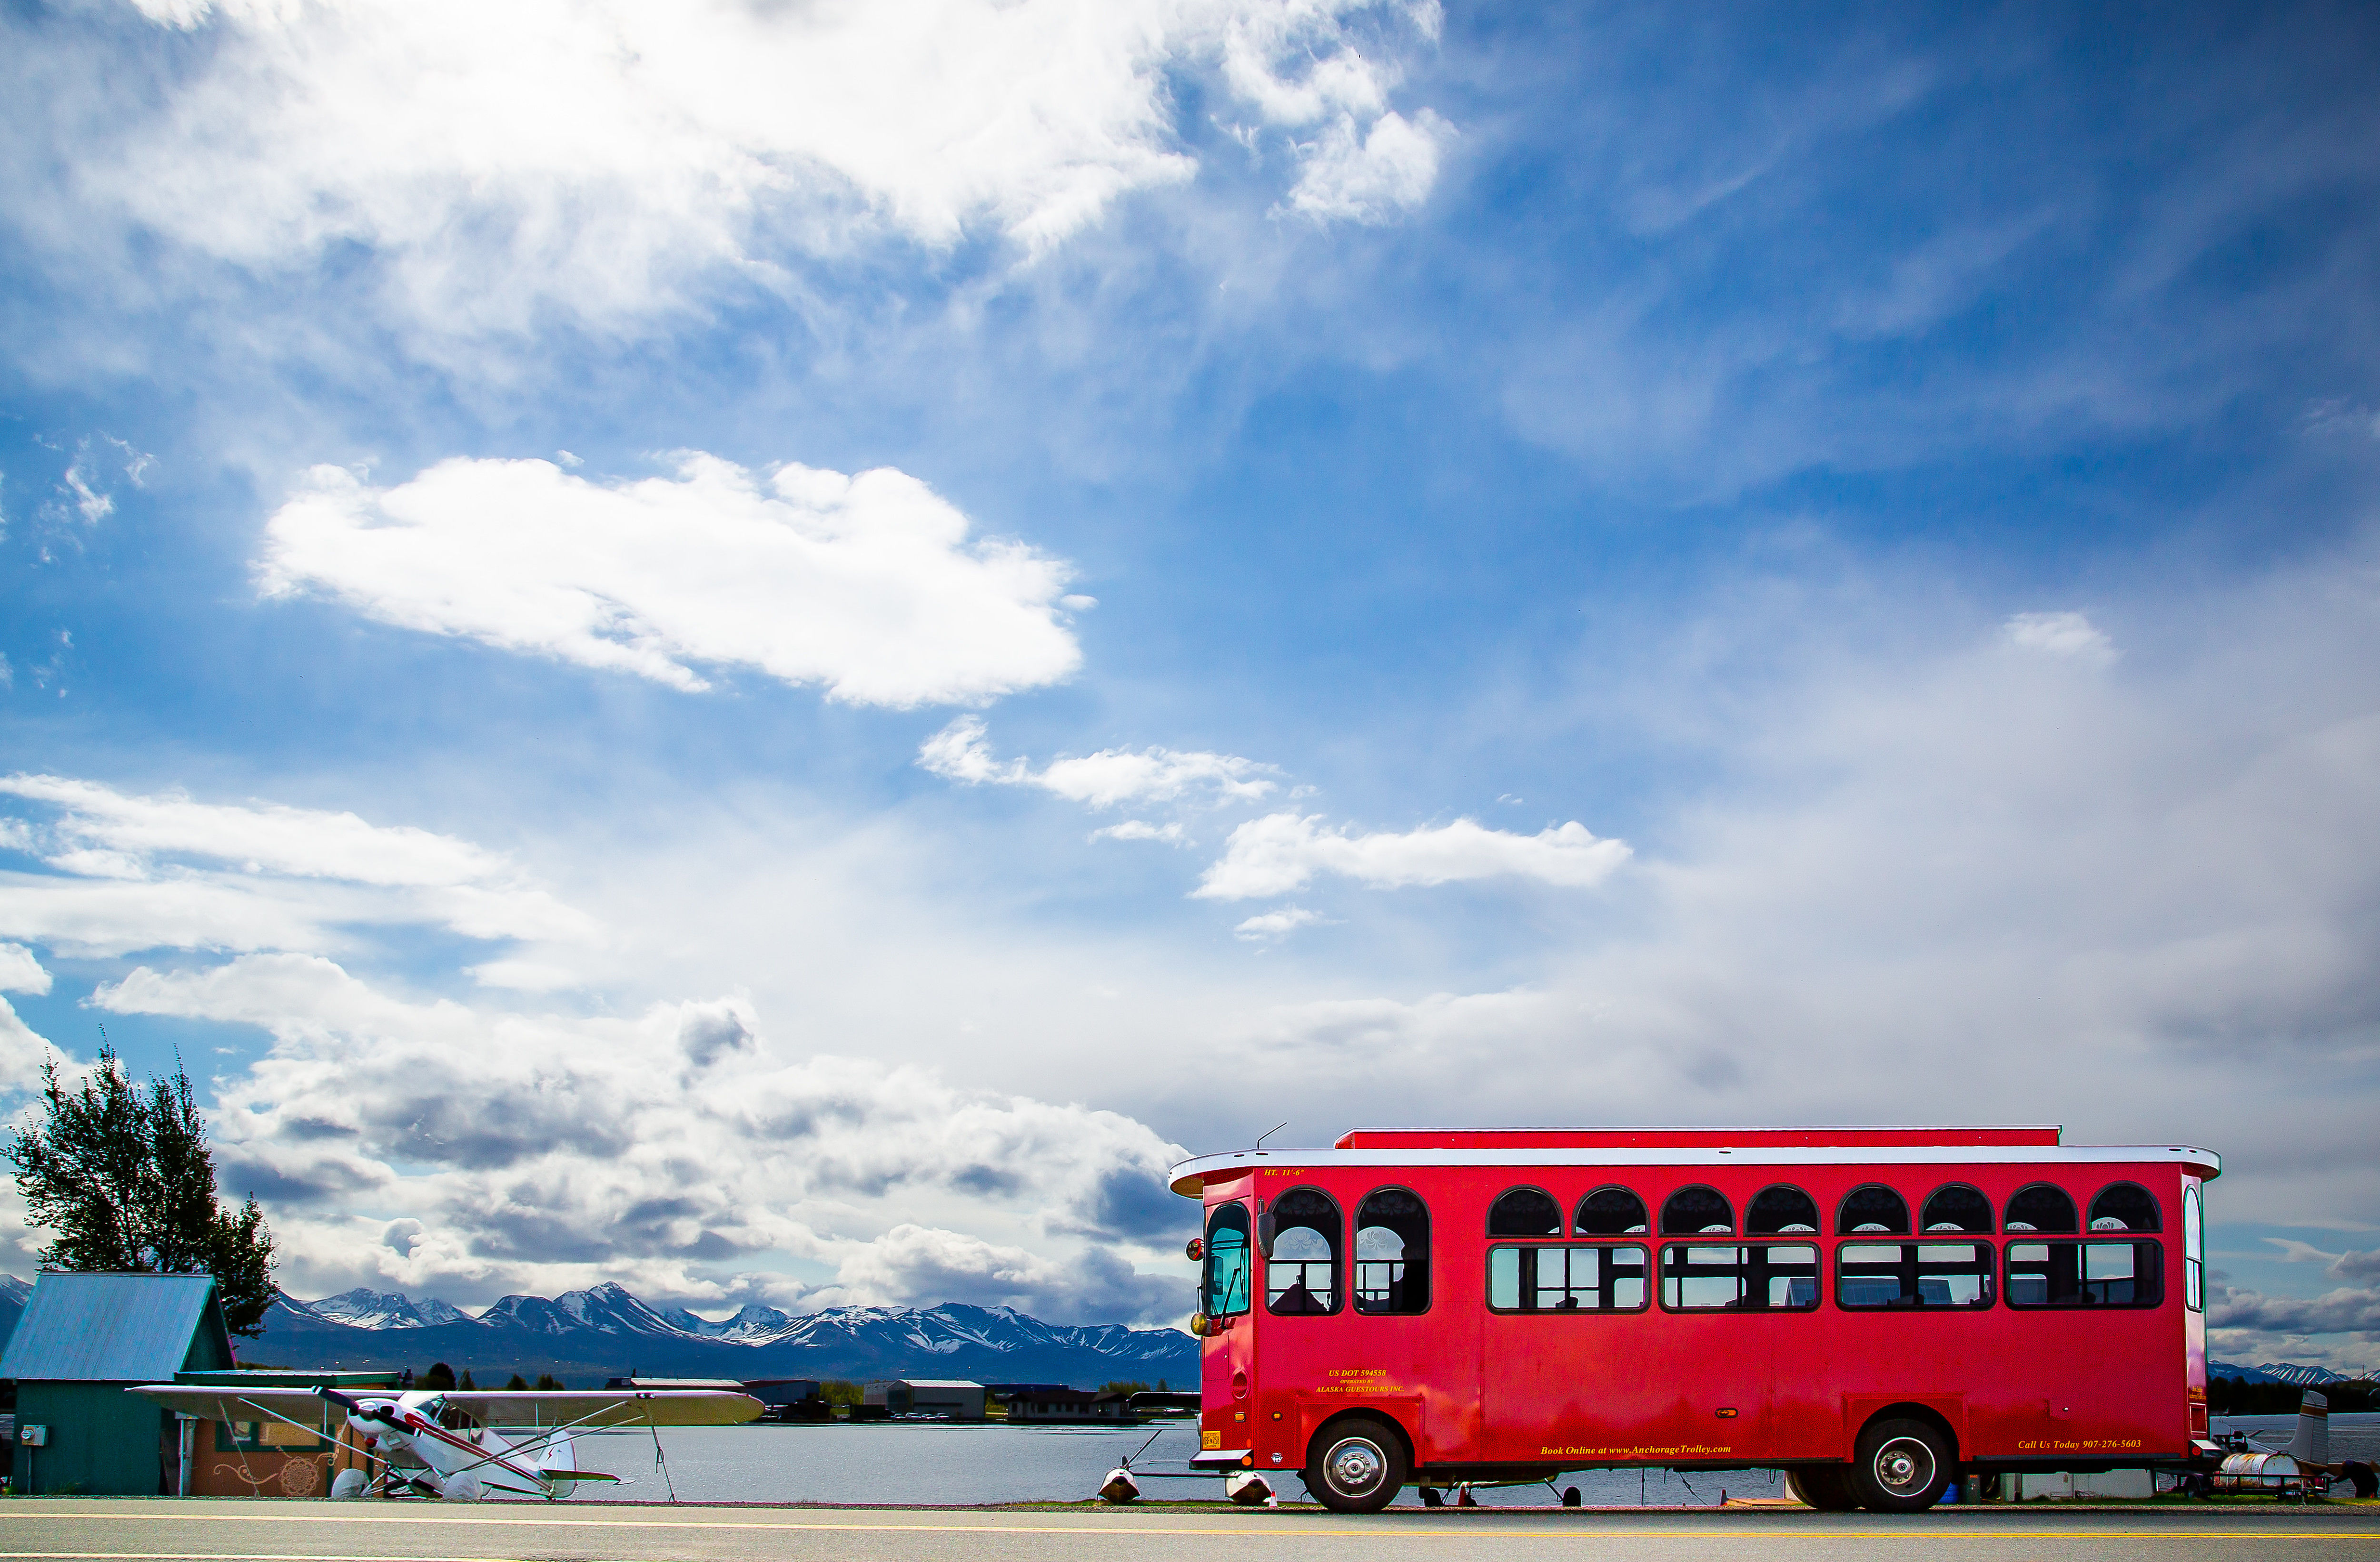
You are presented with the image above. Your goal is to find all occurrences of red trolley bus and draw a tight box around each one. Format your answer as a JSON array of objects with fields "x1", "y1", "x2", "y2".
[{"x1": 1170, "y1": 1126, "x2": 2216, "y2": 1512}]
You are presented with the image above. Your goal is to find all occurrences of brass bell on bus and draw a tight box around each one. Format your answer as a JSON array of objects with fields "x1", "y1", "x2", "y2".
[{"x1": 1189, "y1": 1311, "x2": 1212, "y2": 1337}]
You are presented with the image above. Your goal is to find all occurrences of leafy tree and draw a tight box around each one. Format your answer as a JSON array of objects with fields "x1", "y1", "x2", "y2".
[
  {"x1": 820, "y1": 1379, "x2": 863, "y2": 1407},
  {"x1": 505, "y1": 1373, "x2": 529, "y2": 1391},
  {"x1": 424, "y1": 1362, "x2": 457, "y2": 1390},
  {"x1": 534, "y1": 1373, "x2": 565, "y2": 1391},
  {"x1": 1102, "y1": 1380, "x2": 1149, "y2": 1396},
  {"x1": 6, "y1": 1046, "x2": 278, "y2": 1336},
  {"x1": 458, "y1": 1368, "x2": 477, "y2": 1390}
]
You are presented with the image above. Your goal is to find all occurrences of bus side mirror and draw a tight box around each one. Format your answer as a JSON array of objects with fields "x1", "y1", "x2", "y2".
[
  {"x1": 1256, "y1": 1213, "x2": 1277, "y2": 1259},
  {"x1": 1185, "y1": 1237, "x2": 1204, "y2": 1262}
]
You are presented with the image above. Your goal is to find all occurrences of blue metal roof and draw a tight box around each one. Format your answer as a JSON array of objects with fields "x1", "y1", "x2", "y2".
[{"x1": 0, "y1": 1272, "x2": 233, "y2": 1382}]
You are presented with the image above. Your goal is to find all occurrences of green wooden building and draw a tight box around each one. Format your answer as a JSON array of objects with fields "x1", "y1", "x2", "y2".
[{"x1": 0, "y1": 1272, "x2": 234, "y2": 1495}]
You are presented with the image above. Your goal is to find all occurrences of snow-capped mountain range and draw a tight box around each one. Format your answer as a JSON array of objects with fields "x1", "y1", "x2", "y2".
[
  {"x1": 247, "y1": 1282, "x2": 1194, "y2": 1387},
  {"x1": 2209, "y1": 1359, "x2": 2358, "y2": 1386}
]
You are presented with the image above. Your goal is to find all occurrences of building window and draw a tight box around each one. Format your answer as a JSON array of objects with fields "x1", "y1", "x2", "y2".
[
  {"x1": 1746, "y1": 1185, "x2": 1820, "y2": 1234},
  {"x1": 1660, "y1": 1185, "x2": 1734, "y2": 1236},
  {"x1": 1203, "y1": 1203, "x2": 1252, "y2": 1317},
  {"x1": 1574, "y1": 1185, "x2": 1648, "y2": 1235},
  {"x1": 1837, "y1": 1184, "x2": 1910, "y2": 1234},
  {"x1": 1488, "y1": 1186, "x2": 1562, "y2": 1237},
  {"x1": 2183, "y1": 1183, "x2": 2204, "y2": 1312},
  {"x1": 1488, "y1": 1244, "x2": 1649, "y2": 1312},
  {"x1": 1835, "y1": 1243, "x2": 1996, "y2": 1309},
  {"x1": 1353, "y1": 1187, "x2": 1430, "y2": 1315},
  {"x1": 2006, "y1": 1241, "x2": 2164, "y2": 1308},
  {"x1": 2003, "y1": 1183, "x2": 2078, "y2": 1233},
  {"x1": 1660, "y1": 1243, "x2": 1819, "y2": 1310},
  {"x1": 1266, "y1": 1186, "x2": 1343, "y2": 1314},
  {"x1": 1920, "y1": 1183, "x2": 1993, "y2": 1234},
  {"x1": 2089, "y1": 1182, "x2": 2162, "y2": 1233}
]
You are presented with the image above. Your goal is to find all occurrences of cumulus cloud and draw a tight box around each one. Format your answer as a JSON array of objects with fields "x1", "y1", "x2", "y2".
[
  {"x1": 260, "y1": 457, "x2": 1083, "y2": 706},
  {"x1": 88, "y1": 953, "x2": 1192, "y2": 1321},
  {"x1": 0, "y1": 774, "x2": 591, "y2": 957},
  {"x1": 40, "y1": 0, "x2": 1446, "y2": 332},
  {"x1": 2004, "y1": 610, "x2": 2117, "y2": 664},
  {"x1": 0, "y1": 944, "x2": 52, "y2": 996},
  {"x1": 2211, "y1": 1283, "x2": 2380, "y2": 1338},
  {"x1": 920, "y1": 716, "x2": 1279, "y2": 807},
  {"x1": 1194, "y1": 812, "x2": 1631, "y2": 899}
]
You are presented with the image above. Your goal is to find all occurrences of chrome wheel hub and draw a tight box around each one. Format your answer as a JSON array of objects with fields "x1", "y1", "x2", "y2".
[
  {"x1": 1328, "y1": 1439, "x2": 1386, "y2": 1495},
  {"x1": 1874, "y1": 1438, "x2": 1934, "y2": 1495}
]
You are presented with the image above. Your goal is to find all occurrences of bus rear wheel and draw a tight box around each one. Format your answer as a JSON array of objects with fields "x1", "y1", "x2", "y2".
[
  {"x1": 1306, "y1": 1416, "x2": 1408, "y2": 1514},
  {"x1": 1785, "y1": 1465, "x2": 1858, "y2": 1512},
  {"x1": 1849, "y1": 1418, "x2": 1952, "y2": 1513}
]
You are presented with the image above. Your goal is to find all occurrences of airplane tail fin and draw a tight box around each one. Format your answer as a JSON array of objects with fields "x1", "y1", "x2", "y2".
[{"x1": 2288, "y1": 1390, "x2": 2329, "y2": 1467}]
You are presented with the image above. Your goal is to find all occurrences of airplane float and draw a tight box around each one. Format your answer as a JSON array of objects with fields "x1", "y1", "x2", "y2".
[{"x1": 129, "y1": 1382, "x2": 762, "y2": 1501}]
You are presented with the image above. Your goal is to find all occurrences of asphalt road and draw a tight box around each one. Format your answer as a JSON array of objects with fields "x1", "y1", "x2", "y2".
[{"x1": 1, "y1": 1498, "x2": 2377, "y2": 1562}]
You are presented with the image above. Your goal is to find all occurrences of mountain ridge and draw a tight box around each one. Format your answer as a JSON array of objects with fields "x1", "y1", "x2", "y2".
[{"x1": 246, "y1": 1284, "x2": 1193, "y2": 1387}]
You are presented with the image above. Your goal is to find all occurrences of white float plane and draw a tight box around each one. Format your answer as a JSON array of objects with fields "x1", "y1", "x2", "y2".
[{"x1": 129, "y1": 1382, "x2": 763, "y2": 1501}]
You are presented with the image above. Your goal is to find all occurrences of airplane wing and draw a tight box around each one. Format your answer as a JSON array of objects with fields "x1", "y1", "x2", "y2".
[
  {"x1": 125, "y1": 1385, "x2": 344, "y2": 1430},
  {"x1": 438, "y1": 1390, "x2": 764, "y2": 1428}
]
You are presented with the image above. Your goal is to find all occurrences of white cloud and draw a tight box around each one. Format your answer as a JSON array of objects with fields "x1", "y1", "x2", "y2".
[
  {"x1": 1232, "y1": 905, "x2": 1327, "y2": 941},
  {"x1": 1091, "y1": 820, "x2": 1190, "y2": 846},
  {"x1": 2004, "y1": 609, "x2": 2117, "y2": 664},
  {"x1": 52, "y1": 0, "x2": 1446, "y2": 332},
  {"x1": 260, "y1": 457, "x2": 1083, "y2": 706},
  {"x1": 0, "y1": 944, "x2": 52, "y2": 996},
  {"x1": 1194, "y1": 812, "x2": 1632, "y2": 899},
  {"x1": 920, "y1": 717, "x2": 1279, "y2": 807},
  {"x1": 1285, "y1": 108, "x2": 1451, "y2": 223},
  {"x1": 85, "y1": 953, "x2": 1192, "y2": 1321},
  {"x1": 0, "y1": 774, "x2": 591, "y2": 957}
]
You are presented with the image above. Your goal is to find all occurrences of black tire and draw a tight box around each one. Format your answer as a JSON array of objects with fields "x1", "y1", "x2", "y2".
[
  {"x1": 1848, "y1": 1417, "x2": 1953, "y2": 1513},
  {"x1": 1785, "y1": 1465, "x2": 1859, "y2": 1511},
  {"x1": 1306, "y1": 1416, "x2": 1408, "y2": 1513}
]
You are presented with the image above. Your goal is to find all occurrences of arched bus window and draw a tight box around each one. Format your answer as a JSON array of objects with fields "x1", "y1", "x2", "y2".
[
  {"x1": 1837, "y1": 1184, "x2": 1910, "y2": 1234},
  {"x1": 1575, "y1": 1186, "x2": 1648, "y2": 1235},
  {"x1": 1746, "y1": 1185, "x2": 1820, "y2": 1234},
  {"x1": 1202, "y1": 1204, "x2": 1253, "y2": 1317},
  {"x1": 1489, "y1": 1186, "x2": 1561, "y2": 1237},
  {"x1": 2183, "y1": 1183, "x2": 2204, "y2": 1312},
  {"x1": 2089, "y1": 1183, "x2": 2161, "y2": 1232},
  {"x1": 2004, "y1": 1183, "x2": 2078, "y2": 1233},
  {"x1": 1265, "y1": 1187, "x2": 1342, "y2": 1315},
  {"x1": 1353, "y1": 1187, "x2": 1430, "y2": 1314},
  {"x1": 1661, "y1": 1185, "x2": 1733, "y2": 1235},
  {"x1": 1920, "y1": 1184, "x2": 1993, "y2": 1234}
]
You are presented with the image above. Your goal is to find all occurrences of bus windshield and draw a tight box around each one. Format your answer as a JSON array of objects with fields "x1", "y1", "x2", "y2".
[{"x1": 1204, "y1": 1204, "x2": 1253, "y2": 1316}]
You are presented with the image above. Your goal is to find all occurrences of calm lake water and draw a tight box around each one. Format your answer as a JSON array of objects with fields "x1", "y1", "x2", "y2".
[{"x1": 565, "y1": 1420, "x2": 1781, "y2": 1507}]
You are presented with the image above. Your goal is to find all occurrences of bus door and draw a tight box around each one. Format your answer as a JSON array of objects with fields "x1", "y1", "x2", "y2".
[{"x1": 1199, "y1": 1199, "x2": 1258, "y2": 1455}]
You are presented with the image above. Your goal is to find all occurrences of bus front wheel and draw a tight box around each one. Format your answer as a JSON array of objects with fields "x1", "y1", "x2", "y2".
[
  {"x1": 1849, "y1": 1418, "x2": 1952, "y2": 1513},
  {"x1": 1306, "y1": 1416, "x2": 1408, "y2": 1514},
  {"x1": 1785, "y1": 1466, "x2": 1858, "y2": 1512}
]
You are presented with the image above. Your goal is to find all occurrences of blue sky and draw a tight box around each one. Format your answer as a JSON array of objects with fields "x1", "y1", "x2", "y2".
[{"x1": 1, "y1": 1, "x2": 2377, "y2": 1366}]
